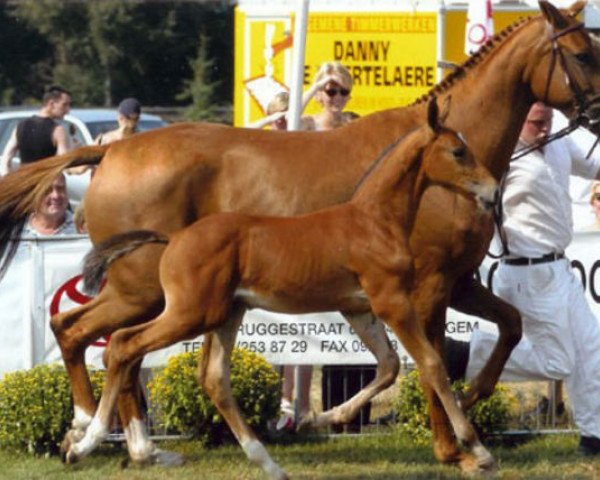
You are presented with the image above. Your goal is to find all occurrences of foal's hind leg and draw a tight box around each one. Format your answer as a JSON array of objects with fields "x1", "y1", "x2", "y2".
[
  {"x1": 299, "y1": 312, "x2": 399, "y2": 429},
  {"x1": 199, "y1": 309, "x2": 288, "y2": 480}
]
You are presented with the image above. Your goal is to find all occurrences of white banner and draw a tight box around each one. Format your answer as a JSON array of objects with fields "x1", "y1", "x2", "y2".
[
  {"x1": 465, "y1": 0, "x2": 494, "y2": 55},
  {"x1": 1, "y1": 231, "x2": 600, "y2": 375}
]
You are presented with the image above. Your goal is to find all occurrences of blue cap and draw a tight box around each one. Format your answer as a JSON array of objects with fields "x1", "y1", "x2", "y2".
[{"x1": 118, "y1": 98, "x2": 141, "y2": 117}]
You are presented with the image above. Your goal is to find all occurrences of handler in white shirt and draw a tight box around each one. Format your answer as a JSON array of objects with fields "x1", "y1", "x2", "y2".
[{"x1": 464, "y1": 102, "x2": 600, "y2": 455}]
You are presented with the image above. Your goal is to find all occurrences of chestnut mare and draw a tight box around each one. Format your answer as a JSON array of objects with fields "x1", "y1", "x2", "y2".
[
  {"x1": 64, "y1": 99, "x2": 498, "y2": 478},
  {"x1": 0, "y1": 0, "x2": 599, "y2": 473}
]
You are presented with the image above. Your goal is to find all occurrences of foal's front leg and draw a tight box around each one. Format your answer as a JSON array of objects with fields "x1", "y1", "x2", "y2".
[
  {"x1": 299, "y1": 312, "x2": 399, "y2": 429},
  {"x1": 367, "y1": 277, "x2": 495, "y2": 474}
]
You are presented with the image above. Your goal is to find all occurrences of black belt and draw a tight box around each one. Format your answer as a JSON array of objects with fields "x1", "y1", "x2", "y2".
[{"x1": 502, "y1": 252, "x2": 565, "y2": 266}]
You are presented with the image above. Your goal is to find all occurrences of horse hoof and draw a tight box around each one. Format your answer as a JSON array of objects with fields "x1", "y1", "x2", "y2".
[
  {"x1": 151, "y1": 449, "x2": 185, "y2": 467},
  {"x1": 296, "y1": 411, "x2": 317, "y2": 432},
  {"x1": 458, "y1": 451, "x2": 497, "y2": 477},
  {"x1": 63, "y1": 448, "x2": 81, "y2": 465},
  {"x1": 60, "y1": 429, "x2": 85, "y2": 463}
]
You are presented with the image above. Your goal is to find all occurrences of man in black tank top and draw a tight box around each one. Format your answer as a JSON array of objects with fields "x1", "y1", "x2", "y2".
[{"x1": 0, "y1": 85, "x2": 72, "y2": 175}]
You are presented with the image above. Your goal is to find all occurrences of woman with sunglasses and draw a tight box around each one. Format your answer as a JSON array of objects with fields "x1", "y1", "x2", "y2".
[
  {"x1": 588, "y1": 181, "x2": 600, "y2": 230},
  {"x1": 301, "y1": 61, "x2": 356, "y2": 131}
]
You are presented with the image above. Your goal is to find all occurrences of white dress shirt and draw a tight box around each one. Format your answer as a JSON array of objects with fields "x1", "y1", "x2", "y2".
[{"x1": 502, "y1": 137, "x2": 600, "y2": 257}]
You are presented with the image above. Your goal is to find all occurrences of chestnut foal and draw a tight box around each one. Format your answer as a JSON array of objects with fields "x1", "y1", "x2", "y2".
[{"x1": 65, "y1": 99, "x2": 497, "y2": 478}]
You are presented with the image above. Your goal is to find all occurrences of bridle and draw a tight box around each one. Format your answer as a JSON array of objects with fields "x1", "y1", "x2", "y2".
[
  {"x1": 543, "y1": 22, "x2": 590, "y2": 114},
  {"x1": 513, "y1": 20, "x2": 600, "y2": 161}
]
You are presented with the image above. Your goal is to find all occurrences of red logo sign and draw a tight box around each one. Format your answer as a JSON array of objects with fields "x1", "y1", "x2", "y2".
[{"x1": 50, "y1": 275, "x2": 110, "y2": 347}]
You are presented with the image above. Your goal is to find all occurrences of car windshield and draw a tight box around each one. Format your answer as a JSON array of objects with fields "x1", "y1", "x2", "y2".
[{"x1": 84, "y1": 119, "x2": 167, "y2": 139}]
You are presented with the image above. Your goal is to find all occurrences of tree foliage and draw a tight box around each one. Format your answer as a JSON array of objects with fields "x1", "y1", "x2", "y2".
[
  {"x1": 0, "y1": 0, "x2": 233, "y2": 110},
  {"x1": 177, "y1": 33, "x2": 220, "y2": 121}
]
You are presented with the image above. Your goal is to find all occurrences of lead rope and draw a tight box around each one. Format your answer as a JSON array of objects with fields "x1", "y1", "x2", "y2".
[
  {"x1": 487, "y1": 172, "x2": 510, "y2": 259},
  {"x1": 487, "y1": 119, "x2": 583, "y2": 259}
]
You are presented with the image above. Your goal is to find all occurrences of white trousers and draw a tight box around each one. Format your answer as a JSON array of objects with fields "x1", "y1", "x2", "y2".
[{"x1": 466, "y1": 258, "x2": 600, "y2": 438}]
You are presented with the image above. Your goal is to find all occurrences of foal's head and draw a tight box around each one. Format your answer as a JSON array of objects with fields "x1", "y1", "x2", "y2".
[{"x1": 417, "y1": 98, "x2": 498, "y2": 211}]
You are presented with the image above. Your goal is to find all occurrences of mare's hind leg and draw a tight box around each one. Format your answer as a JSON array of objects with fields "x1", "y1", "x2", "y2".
[
  {"x1": 369, "y1": 279, "x2": 495, "y2": 474},
  {"x1": 299, "y1": 312, "x2": 399, "y2": 429},
  {"x1": 110, "y1": 356, "x2": 182, "y2": 466},
  {"x1": 449, "y1": 274, "x2": 522, "y2": 409},
  {"x1": 199, "y1": 308, "x2": 288, "y2": 480}
]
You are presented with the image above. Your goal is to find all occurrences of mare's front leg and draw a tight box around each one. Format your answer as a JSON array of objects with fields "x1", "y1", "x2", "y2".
[
  {"x1": 199, "y1": 308, "x2": 289, "y2": 480},
  {"x1": 367, "y1": 274, "x2": 495, "y2": 474},
  {"x1": 299, "y1": 312, "x2": 399, "y2": 429},
  {"x1": 450, "y1": 273, "x2": 522, "y2": 409}
]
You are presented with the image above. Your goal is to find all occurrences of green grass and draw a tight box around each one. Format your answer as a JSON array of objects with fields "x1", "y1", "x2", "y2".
[{"x1": 1, "y1": 432, "x2": 600, "y2": 480}]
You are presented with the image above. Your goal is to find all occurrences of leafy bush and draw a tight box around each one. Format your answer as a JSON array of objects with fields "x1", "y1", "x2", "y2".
[
  {"x1": 393, "y1": 369, "x2": 514, "y2": 445},
  {"x1": 148, "y1": 347, "x2": 281, "y2": 445},
  {"x1": 0, "y1": 364, "x2": 105, "y2": 454}
]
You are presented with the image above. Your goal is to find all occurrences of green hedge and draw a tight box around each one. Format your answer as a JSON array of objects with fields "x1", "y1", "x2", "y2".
[
  {"x1": 394, "y1": 369, "x2": 515, "y2": 445},
  {"x1": 148, "y1": 347, "x2": 281, "y2": 445},
  {"x1": 0, "y1": 364, "x2": 105, "y2": 454}
]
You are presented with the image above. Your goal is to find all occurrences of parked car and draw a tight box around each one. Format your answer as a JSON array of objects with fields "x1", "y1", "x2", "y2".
[{"x1": 0, "y1": 108, "x2": 168, "y2": 207}]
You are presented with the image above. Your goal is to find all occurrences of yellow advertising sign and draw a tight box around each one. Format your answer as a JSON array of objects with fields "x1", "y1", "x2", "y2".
[{"x1": 234, "y1": 9, "x2": 438, "y2": 127}]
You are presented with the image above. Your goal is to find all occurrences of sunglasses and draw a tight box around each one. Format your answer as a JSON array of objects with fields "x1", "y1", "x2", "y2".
[{"x1": 324, "y1": 87, "x2": 350, "y2": 98}]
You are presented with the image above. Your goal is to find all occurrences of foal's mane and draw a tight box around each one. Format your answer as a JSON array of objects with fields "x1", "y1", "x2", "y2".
[
  {"x1": 413, "y1": 15, "x2": 533, "y2": 105},
  {"x1": 351, "y1": 126, "x2": 427, "y2": 199}
]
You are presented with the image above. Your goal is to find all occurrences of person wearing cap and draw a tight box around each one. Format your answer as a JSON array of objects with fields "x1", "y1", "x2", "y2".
[
  {"x1": 1, "y1": 85, "x2": 72, "y2": 176},
  {"x1": 447, "y1": 102, "x2": 600, "y2": 456},
  {"x1": 95, "y1": 97, "x2": 142, "y2": 145}
]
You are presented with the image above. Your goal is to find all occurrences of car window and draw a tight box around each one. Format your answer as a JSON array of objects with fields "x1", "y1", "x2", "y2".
[
  {"x1": 0, "y1": 118, "x2": 23, "y2": 154},
  {"x1": 138, "y1": 120, "x2": 168, "y2": 132},
  {"x1": 61, "y1": 120, "x2": 87, "y2": 148},
  {"x1": 84, "y1": 119, "x2": 166, "y2": 140}
]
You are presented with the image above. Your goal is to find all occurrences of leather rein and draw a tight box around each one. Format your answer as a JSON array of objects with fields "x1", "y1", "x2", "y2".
[{"x1": 490, "y1": 21, "x2": 599, "y2": 259}]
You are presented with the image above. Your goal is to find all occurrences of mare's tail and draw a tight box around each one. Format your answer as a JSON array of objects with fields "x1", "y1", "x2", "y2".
[
  {"x1": 0, "y1": 145, "x2": 109, "y2": 280},
  {"x1": 83, "y1": 230, "x2": 169, "y2": 293}
]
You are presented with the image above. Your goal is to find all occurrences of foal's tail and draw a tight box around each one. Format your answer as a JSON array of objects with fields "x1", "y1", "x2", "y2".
[
  {"x1": 83, "y1": 230, "x2": 169, "y2": 293},
  {"x1": 0, "y1": 145, "x2": 109, "y2": 280}
]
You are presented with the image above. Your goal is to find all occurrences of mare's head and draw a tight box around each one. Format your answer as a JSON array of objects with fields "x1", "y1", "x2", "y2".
[
  {"x1": 416, "y1": 98, "x2": 498, "y2": 211},
  {"x1": 527, "y1": 1, "x2": 600, "y2": 131}
]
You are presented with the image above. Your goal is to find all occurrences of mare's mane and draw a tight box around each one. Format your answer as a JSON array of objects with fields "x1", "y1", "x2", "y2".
[{"x1": 414, "y1": 15, "x2": 533, "y2": 104}]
